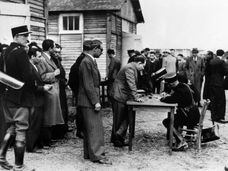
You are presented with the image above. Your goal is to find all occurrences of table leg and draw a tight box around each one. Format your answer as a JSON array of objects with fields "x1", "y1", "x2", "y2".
[
  {"x1": 132, "y1": 111, "x2": 136, "y2": 138},
  {"x1": 128, "y1": 106, "x2": 133, "y2": 151},
  {"x1": 169, "y1": 107, "x2": 175, "y2": 155}
]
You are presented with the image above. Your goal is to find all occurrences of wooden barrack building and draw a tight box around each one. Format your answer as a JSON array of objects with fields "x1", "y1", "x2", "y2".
[{"x1": 48, "y1": 0, "x2": 144, "y2": 78}]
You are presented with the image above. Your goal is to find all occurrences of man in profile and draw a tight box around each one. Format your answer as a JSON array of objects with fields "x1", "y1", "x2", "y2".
[{"x1": 77, "y1": 40, "x2": 111, "y2": 164}]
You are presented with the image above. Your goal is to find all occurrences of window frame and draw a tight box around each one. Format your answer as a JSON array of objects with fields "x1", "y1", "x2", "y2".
[{"x1": 59, "y1": 13, "x2": 83, "y2": 34}]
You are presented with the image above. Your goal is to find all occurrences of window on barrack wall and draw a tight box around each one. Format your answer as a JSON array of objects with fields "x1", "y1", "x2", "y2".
[{"x1": 59, "y1": 13, "x2": 83, "y2": 34}]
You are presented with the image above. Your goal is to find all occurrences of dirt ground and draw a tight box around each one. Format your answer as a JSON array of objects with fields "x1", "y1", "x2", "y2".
[{"x1": 3, "y1": 102, "x2": 228, "y2": 171}]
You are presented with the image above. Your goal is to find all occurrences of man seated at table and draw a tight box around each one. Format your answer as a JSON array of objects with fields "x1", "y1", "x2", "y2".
[
  {"x1": 160, "y1": 73, "x2": 200, "y2": 151},
  {"x1": 109, "y1": 55, "x2": 146, "y2": 147}
]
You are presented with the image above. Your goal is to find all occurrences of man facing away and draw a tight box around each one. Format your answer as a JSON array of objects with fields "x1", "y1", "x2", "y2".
[
  {"x1": 205, "y1": 49, "x2": 228, "y2": 123},
  {"x1": 106, "y1": 48, "x2": 121, "y2": 97}
]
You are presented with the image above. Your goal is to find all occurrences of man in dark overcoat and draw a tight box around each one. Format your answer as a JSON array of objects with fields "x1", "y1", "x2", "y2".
[
  {"x1": 204, "y1": 50, "x2": 228, "y2": 123},
  {"x1": 51, "y1": 43, "x2": 68, "y2": 139},
  {"x1": 0, "y1": 44, "x2": 9, "y2": 144},
  {"x1": 0, "y1": 25, "x2": 36, "y2": 170},
  {"x1": 36, "y1": 39, "x2": 64, "y2": 147},
  {"x1": 185, "y1": 48, "x2": 205, "y2": 105},
  {"x1": 77, "y1": 40, "x2": 110, "y2": 164},
  {"x1": 26, "y1": 44, "x2": 52, "y2": 152}
]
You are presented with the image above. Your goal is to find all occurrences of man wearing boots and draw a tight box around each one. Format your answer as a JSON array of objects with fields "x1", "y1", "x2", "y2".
[{"x1": 0, "y1": 25, "x2": 35, "y2": 171}]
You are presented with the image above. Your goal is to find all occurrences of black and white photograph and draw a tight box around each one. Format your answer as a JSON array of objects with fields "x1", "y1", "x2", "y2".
[{"x1": 0, "y1": 0, "x2": 228, "y2": 170}]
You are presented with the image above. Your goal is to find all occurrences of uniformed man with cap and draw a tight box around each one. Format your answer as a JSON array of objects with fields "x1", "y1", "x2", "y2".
[
  {"x1": 0, "y1": 25, "x2": 36, "y2": 171},
  {"x1": 160, "y1": 73, "x2": 200, "y2": 151}
]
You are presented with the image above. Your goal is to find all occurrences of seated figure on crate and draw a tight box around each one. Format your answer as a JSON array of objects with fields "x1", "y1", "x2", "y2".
[{"x1": 160, "y1": 73, "x2": 200, "y2": 151}]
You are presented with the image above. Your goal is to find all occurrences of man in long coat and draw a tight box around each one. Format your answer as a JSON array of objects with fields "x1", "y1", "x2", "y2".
[
  {"x1": 51, "y1": 43, "x2": 68, "y2": 139},
  {"x1": 204, "y1": 50, "x2": 228, "y2": 122},
  {"x1": 185, "y1": 48, "x2": 205, "y2": 104},
  {"x1": 0, "y1": 25, "x2": 35, "y2": 170},
  {"x1": 36, "y1": 39, "x2": 64, "y2": 146},
  {"x1": 26, "y1": 44, "x2": 52, "y2": 152},
  {"x1": 77, "y1": 40, "x2": 110, "y2": 164}
]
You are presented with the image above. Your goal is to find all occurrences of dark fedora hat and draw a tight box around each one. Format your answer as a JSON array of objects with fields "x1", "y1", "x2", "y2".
[
  {"x1": 11, "y1": 25, "x2": 32, "y2": 37},
  {"x1": 192, "y1": 48, "x2": 199, "y2": 53}
]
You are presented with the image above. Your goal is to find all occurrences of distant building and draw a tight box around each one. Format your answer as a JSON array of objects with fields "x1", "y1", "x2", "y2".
[
  {"x1": 47, "y1": 0, "x2": 144, "y2": 78},
  {"x1": 0, "y1": 0, "x2": 47, "y2": 45}
]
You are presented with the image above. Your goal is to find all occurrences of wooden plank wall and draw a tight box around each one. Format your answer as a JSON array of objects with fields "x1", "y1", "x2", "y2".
[
  {"x1": 28, "y1": 0, "x2": 46, "y2": 45},
  {"x1": 47, "y1": 11, "x2": 110, "y2": 78},
  {"x1": 84, "y1": 12, "x2": 107, "y2": 78},
  {"x1": 47, "y1": 14, "x2": 58, "y2": 35},
  {"x1": 60, "y1": 34, "x2": 83, "y2": 78},
  {"x1": 119, "y1": 0, "x2": 137, "y2": 23},
  {"x1": 111, "y1": 15, "x2": 116, "y2": 33},
  {"x1": 0, "y1": 0, "x2": 46, "y2": 45},
  {"x1": 84, "y1": 33, "x2": 107, "y2": 79},
  {"x1": 110, "y1": 35, "x2": 117, "y2": 53},
  {"x1": 109, "y1": 14, "x2": 122, "y2": 62},
  {"x1": 84, "y1": 12, "x2": 107, "y2": 34}
]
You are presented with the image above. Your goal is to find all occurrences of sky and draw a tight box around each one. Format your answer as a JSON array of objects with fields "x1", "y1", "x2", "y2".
[{"x1": 137, "y1": 0, "x2": 228, "y2": 51}]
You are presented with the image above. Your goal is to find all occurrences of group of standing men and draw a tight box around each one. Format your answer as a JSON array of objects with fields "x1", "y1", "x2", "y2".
[
  {"x1": 0, "y1": 25, "x2": 69, "y2": 171},
  {"x1": 1, "y1": 24, "x2": 228, "y2": 170}
]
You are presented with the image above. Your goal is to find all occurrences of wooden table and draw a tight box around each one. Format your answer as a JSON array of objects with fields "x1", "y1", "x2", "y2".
[{"x1": 127, "y1": 95, "x2": 177, "y2": 154}]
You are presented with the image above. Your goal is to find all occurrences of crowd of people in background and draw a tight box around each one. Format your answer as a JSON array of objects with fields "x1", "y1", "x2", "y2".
[{"x1": 1, "y1": 24, "x2": 228, "y2": 170}]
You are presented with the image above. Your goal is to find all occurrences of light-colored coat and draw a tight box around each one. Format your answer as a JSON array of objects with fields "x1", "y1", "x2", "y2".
[
  {"x1": 36, "y1": 53, "x2": 64, "y2": 126},
  {"x1": 162, "y1": 55, "x2": 177, "y2": 78},
  {"x1": 110, "y1": 62, "x2": 139, "y2": 103}
]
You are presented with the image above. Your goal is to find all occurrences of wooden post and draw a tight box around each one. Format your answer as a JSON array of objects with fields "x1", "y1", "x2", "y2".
[{"x1": 44, "y1": 0, "x2": 48, "y2": 38}]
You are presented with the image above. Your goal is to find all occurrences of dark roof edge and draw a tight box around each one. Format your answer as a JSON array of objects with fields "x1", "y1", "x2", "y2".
[
  {"x1": 49, "y1": 9, "x2": 120, "y2": 14},
  {"x1": 131, "y1": 0, "x2": 144, "y2": 23}
]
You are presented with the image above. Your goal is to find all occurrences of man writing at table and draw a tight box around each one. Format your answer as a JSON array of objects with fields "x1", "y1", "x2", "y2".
[
  {"x1": 160, "y1": 73, "x2": 200, "y2": 151},
  {"x1": 110, "y1": 55, "x2": 146, "y2": 147}
]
